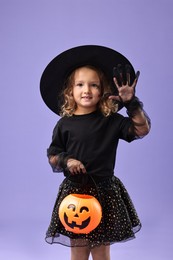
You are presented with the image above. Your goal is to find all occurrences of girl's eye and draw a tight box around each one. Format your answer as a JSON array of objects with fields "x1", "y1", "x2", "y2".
[
  {"x1": 91, "y1": 83, "x2": 100, "y2": 88},
  {"x1": 76, "y1": 83, "x2": 83, "y2": 87}
]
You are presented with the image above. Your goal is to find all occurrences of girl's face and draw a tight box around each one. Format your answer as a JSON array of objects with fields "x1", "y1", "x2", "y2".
[{"x1": 72, "y1": 67, "x2": 101, "y2": 114}]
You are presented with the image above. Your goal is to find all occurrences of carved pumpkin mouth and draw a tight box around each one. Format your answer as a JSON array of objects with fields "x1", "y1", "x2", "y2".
[{"x1": 64, "y1": 213, "x2": 91, "y2": 229}]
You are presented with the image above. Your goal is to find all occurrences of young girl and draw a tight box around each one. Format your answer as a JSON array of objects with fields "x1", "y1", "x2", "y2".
[{"x1": 40, "y1": 45, "x2": 150, "y2": 260}]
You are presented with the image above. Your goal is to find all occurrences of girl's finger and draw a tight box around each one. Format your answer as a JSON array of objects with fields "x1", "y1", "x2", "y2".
[
  {"x1": 80, "y1": 164, "x2": 87, "y2": 173},
  {"x1": 131, "y1": 71, "x2": 140, "y2": 89},
  {"x1": 125, "y1": 64, "x2": 131, "y2": 85},
  {"x1": 131, "y1": 78, "x2": 138, "y2": 89},
  {"x1": 135, "y1": 71, "x2": 140, "y2": 81},
  {"x1": 113, "y1": 77, "x2": 120, "y2": 89},
  {"x1": 108, "y1": 95, "x2": 121, "y2": 102}
]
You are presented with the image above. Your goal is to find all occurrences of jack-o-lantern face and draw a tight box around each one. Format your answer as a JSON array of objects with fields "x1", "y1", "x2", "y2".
[{"x1": 59, "y1": 194, "x2": 102, "y2": 234}]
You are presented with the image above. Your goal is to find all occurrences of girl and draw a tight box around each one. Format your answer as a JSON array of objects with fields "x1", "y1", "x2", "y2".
[{"x1": 40, "y1": 45, "x2": 151, "y2": 260}]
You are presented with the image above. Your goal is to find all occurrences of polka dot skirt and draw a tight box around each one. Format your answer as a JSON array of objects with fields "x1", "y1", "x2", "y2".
[{"x1": 45, "y1": 175, "x2": 141, "y2": 248}]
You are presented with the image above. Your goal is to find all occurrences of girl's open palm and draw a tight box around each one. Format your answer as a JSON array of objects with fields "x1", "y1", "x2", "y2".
[{"x1": 109, "y1": 65, "x2": 140, "y2": 103}]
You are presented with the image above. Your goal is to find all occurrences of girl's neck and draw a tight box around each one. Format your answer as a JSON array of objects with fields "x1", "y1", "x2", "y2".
[{"x1": 73, "y1": 107, "x2": 97, "y2": 115}]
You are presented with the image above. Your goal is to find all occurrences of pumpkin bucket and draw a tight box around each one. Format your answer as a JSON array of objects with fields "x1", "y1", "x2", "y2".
[{"x1": 59, "y1": 194, "x2": 102, "y2": 234}]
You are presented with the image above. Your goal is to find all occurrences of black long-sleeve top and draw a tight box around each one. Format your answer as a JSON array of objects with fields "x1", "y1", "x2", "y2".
[{"x1": 47, "y1": 110, "x2": 136, "y2": 177}]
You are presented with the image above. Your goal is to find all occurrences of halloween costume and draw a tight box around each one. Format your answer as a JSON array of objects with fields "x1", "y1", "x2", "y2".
[
  {"x1": 45, "y1": 110, "x2": 141, "y2": 247},
  {"x1": 40, "y1": 45, "x2": 150, "y2": 248}
]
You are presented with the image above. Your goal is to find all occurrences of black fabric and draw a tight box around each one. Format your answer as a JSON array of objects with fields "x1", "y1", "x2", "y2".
[
  {"x1": 48, "y1": 152, "x2": 72, "y2": 173},
  {"x1": 124, "y1": 97, "x2": 151, "y2": 135},
  {"x1": 124, "y1": 96, "x2": 143, "y2": 116},
  {"x1": 47, "y1": 110, "x2": 136, "y2": 177},
  {"x1": 45, "y1": 110, "x2": 142, "y2": 248},
  {"x1": 45, "y1": 175, "x2": 141, "y2": 247}
]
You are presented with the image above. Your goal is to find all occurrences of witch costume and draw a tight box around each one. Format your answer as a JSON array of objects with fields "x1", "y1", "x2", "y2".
[{"x1": 40, "y1": 45, "x2": 150, "y2": 248}]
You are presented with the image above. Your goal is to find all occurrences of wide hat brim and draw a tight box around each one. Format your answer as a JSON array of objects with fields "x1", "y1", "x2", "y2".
[{"x1": 40, "y1": 45, "x2": 136, "y2": 115}]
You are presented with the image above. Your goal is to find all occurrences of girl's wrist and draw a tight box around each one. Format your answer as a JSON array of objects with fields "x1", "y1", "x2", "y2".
[{"x1": 124, "y1": 96, "x2": 143, "y2": 117}]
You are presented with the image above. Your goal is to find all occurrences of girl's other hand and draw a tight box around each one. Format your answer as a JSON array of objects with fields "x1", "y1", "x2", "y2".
[{"x1": 67, "y1": 158, "x2": 87, "y2": 175}]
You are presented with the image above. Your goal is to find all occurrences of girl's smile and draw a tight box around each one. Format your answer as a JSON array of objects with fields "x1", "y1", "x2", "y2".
[{"x1": 72, "y1": 67, "x2": 101, "y2": 114}]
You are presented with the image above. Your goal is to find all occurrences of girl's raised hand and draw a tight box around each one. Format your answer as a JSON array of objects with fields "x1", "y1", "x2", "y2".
[
  {"x1": 67, "y1": 158, "x2": 87, "y2": 175},
  {"x1": 109, "y1": 64, "x2": 140, "y2": 103}
]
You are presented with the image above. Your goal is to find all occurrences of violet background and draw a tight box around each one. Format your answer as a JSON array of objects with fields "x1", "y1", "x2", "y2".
[{"x1": 0, "y1": 0, "x2": 172, "y2": 259}]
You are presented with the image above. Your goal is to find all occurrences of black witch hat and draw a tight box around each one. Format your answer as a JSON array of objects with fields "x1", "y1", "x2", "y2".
[{"x1": 40, "y1": 45, "x2": 135, "y2": 115}]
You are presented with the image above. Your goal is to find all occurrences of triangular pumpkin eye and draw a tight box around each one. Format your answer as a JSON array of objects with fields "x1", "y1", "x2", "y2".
[
  {"x1": 80, "y1": 206, "x2": 89, "y2": 213},
  {"x1": 67, "y1": 204, "x2": 76, "y2": 211}
]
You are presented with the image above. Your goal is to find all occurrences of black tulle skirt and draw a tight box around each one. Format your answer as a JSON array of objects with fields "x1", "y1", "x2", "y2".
[{"x1": 45, "y1": 175, "x2": 141, "y2": 248}]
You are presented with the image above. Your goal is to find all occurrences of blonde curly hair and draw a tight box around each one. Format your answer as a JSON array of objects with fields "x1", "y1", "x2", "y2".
[{"x1": 60, "y1": 65, "x2": 118, "y2": 117}]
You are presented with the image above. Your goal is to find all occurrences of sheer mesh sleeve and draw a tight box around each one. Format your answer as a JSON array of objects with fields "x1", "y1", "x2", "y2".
[
  {"x1": 47, "y1": 122, "x2": 72, "y2": 174},
  {"x1": 48, "y1": 152, "x2": 72, "y2": 173},
  {"x1": 124, "y1": 96, "x2": 151, "y2": 139}
]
